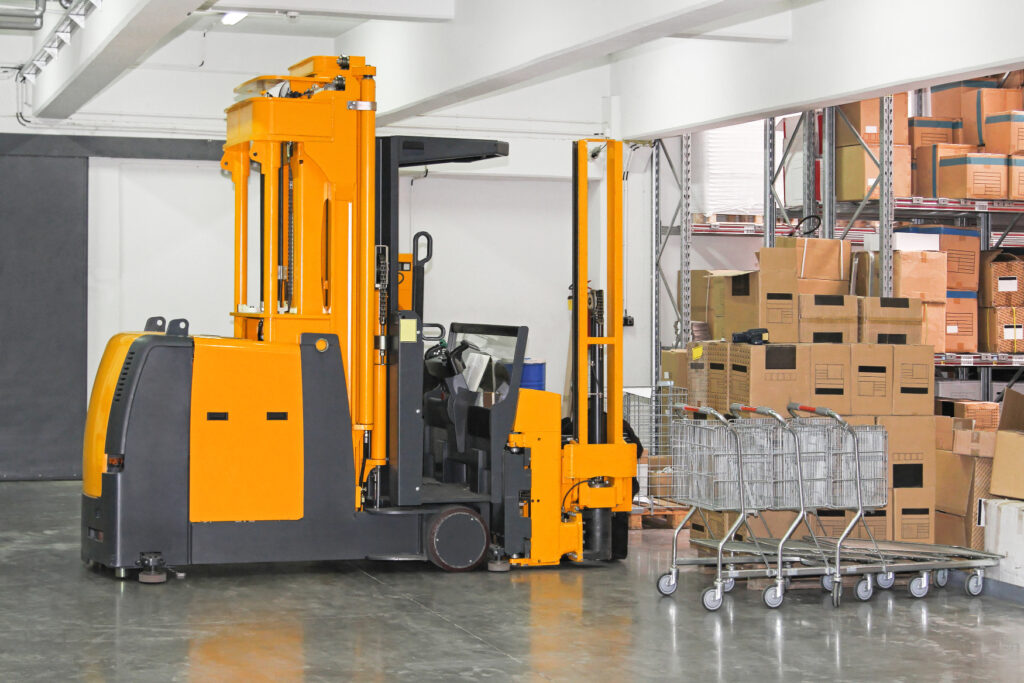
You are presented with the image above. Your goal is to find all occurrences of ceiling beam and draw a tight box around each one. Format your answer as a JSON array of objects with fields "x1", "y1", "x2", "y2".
[
  {"x1": 336, "y1": 0, "x2": 797, "y2": 126},
  {"x1": 211, "y1": 0, "x2": 454, "y2": 22},
  {"x1": 612, "y1": 0, "x2": 1024, "y2": 138},
  {"x1": 30, "y1": 0, "x2": 204, "y2": 119}
]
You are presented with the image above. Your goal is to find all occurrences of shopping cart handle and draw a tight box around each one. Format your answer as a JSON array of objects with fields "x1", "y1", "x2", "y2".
[
  {"x1": 786, "y1": 402, "x2": 834, "y2": 417},
  {"x1": 729, "y1": 403, "x2": 758, "y2": 414},
  {"x1": 683, "y1": 404, "x2": 727, "y2": 423}
]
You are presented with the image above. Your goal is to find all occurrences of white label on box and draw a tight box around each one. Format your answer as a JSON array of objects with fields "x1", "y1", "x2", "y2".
[
  {"x1": 962, "y1": 356, "x2": 974, "y2": 366},
  {"x1": 977, "y1": 201, "x2": 989, "y2": 211},
  {"x1": 1003, "y1": 325, "x2": 1024, "y2": 340},
  {"x1": 998, "y1": 276, "x2": 1019, "y2": 292},
  {"x1": 865, "y1": 125, "x2": 878, "y2": 134},
  {"x1": 947, "y1": 325, "x2": 959, "y2": 334}
]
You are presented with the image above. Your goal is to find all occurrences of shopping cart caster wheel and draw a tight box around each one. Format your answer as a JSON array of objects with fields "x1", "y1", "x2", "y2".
[
  {"x1": 701, "y1": 587, "x2": 723, "y2": 612},
  {"x1": 908, "y1": 575, "x2": 929, "y2": 599},
  {"x1": 820, "y1": 574, "x2": 834, "y2": 593},
  {"x1": 855, "y1": 578, "x2": 873, "y2": 602},
  {"x1": 762, "y1": 584, "x2": 784, "y2": 609},
  {"x1": 831, "y1": 582, "x2": 842, "y2": 608},
  {"x1": 963, "y1": 572, "x2": 983, "y2": 597},
  {"x1": 721, "y1": 578, "x2": 736, "y2": 593},
  {"x1": 935, "y1": 569, "x2": 949, "y2": 588},
  {"x1": 875, "y1": 572, "x2": 895, "y2": 590},
  {"x1": 657, "y1": 573, "x2": 678, "y2": 596}
]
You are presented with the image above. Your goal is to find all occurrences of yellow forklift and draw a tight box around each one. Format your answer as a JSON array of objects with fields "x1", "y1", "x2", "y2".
[{"x1": 81, "y1": 55, "x2": 635, "y2": 582}]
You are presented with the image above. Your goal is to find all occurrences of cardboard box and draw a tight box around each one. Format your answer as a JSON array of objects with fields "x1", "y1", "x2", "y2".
[
  {"x1": 953, "y1": 426, "x2": 998, "y2": 458},
  {"x1": 728, "y1": 343, "x2": 809, "y2": 415},
  {"x1": 837, "y1": 93, "x2": 909, "y2": 147},
  {"x1": 837, "y1": 144, "x2": 912, "y2": 201},
  {"x1": 704, "y1": 341, "x2": 730, "y2": 415},
  {"x1": 1011, "y1": 155, "x2": 1024, "y2": 201},
  {"x1": 858, "y1": 297, "x2": 924, "y2": 345},
  {"x1": 745, "y1": 511, "x2": 811, "y2": 540},
  {"x1": 939, "y1": 399, "x2": 1001, "y2": 430},
  {"x1": 936, "y1": 448, "x2": 993, "y2": 520},
  {"x1": 895, "y1": 225, "x2": 980, "y2": 291},
  {"x1": 812, "y1": 509, "x2": 856, "y2": 537},
  {"x1": 892, "y1": 344, "x2": 934, "y2": 415},
  {"x1": 861, "y1": 232, "x2": 941, "y2": 253},
  {"x1": 851, "y1": 344, "x2": 893, "y2": 415},
  {"x1": 848, "y1": 509, "x2": 890, "y2": 541},
  {"x1": 961, "y1": 87, "x2": 1022, "y2": 146},
  {"x1": 809, "y1": 343, "x2": 851, "y2": 414},
  {"x1": 980, "y1": 250, "x2": 1024, "y2": 307},
  {"x1": 660, "y1": 349, "x2": 689, "y2": 388},
  {"x1": 913, "y1": 143, "x2": 979, "y2": 197},
  {"x1": 878, "y1": 415, "x2": 936, "y2": 489},
  {"x1": 937, "y1": 153, "x2": 1008, "y2": 200},
  {"x1": 774, "y1": 237, "x2": 853, "y2": 281},
  {"x1": 930, "y1": 78, "x2": 1000, "y2": 119},
  {"x1": 983, "y1": 111, "x2": 1024, "y2": 154},
  {"x1": 922, "y1": 301, "x2": 947, "y2": 353},
  {"x1": 935, "y1": 510, "x2": 986, "y2": 551},
  {"x1": 890, "y1": 486, "x2": 936, "y2": 543},
  {"x1": 685, "y1": 342, "x2": 709, "y2": 407},
  {"x1": 909, "y1": 116, "x2": 961, "y2": 151},
  {"x1": 689, "y1": 510, "x2": 741, "y2": 540},
  {"x1": 991, "y1": 389, "x2": 1024, "y2": 500},
  {"x1": 936, "y1": 415, "x2": 954, "y2": 450},
  {"x1": 980, "y1": 306, "x2": 1024, "y2": 353},
  {"x1": 854, "y1": 251, "x2": 947, "y2": 301},
  {"x1": 945, "y1": 291, "x2": 979, "y2": 353},
  {"x1": 686, "y1": 269, "x2": 744, "y2": 339},
  {"x1": 798, "y1": 294, "x2": 858, "y2": 343}
]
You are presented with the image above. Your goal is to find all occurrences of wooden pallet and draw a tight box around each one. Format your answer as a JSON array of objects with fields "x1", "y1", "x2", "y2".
[{"x1": 629, "y1": 502, "x2": 690, "y2": 530}]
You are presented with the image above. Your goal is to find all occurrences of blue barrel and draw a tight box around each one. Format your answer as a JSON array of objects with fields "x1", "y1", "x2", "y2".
[{"x1": 520, "y1": 360, "x2": 546, "y2": 391}]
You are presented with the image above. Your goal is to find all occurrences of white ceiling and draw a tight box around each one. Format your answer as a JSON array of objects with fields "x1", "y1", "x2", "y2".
[{"x1": 191, "y1": 11, "x2": 365, "y2": 39}]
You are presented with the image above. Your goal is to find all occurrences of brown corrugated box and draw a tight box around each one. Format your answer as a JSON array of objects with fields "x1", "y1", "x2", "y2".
[
  {"x1": 894, "y1": 225, "x2": 980, "y2": 291},
  {"x1": 952, "y1": 426, "x2": 998, "y2": 458},
  {"x1": 774, "y1": 237, "x2": 853, "y2": 281},
  {"x1": 954, "y1": 400, "x2": 1000, "y2": 430},
  {"x1": 837, "y1": 93, "x2": 909, "y2": 147},
  {"x1": 685, "y1": 269, "x2": 743, "y2": 340},
  {"x1": 935, "y1": 510, "x2": 985, "y2": 551},
  {"x1": 890, "y1": 487, "x2": 935, "y2": 544},
  {"x1": 990, "y1": 389, "x2": 1024, "y2": 500},
  {"x1": 979, "y1": 250, "x2": 1024, "y2": 307},
  {"x1": 854, "y1": 251, "x2": 947, "y2": 301},
  {"x1": 685, "y1": 342, "x2": 708, "y2": 407},
  {"x1": 848, "y1": 509, "x2": 890, "y2": 541},
  {"x1": 858, "y1": 297, "x2": 923, "y2": 345},
  {"x1": 945, "y1": 293, "x2": 978, "y2": 353},
  {"x1": 936, "y1": 448, "x2": 993, "y2": 517},
  {"x1": 930, "y1": 78, "x2": 1000, "y2": 119},
  {"x1": 1011, "y1": 155, "x2": 1024, "y2": 200},
  {"x1": 809, "y1": 343, "x2": 851, "y2": 414},
  {"x1": 660, "y1": 349, "x2": 688, "y2": 387},
  {"x1": 851, "y1": 344, "x2": 893, "y2": 415},
  {"x1": 892, "y1": 344, "x2": 934, "y2": 415},
  {"x1": 878, "y1": 415, "x2": 936, "y2": 489},
  {"x1": 798, "y1": 294, "x2": 858, "y2": 343},
  {"x1": 837, "y1": 144, "x2": 912, "y2": 201},
  {"x1": 980, "y1": 306, "x2": 1024, "y2": 353},
  {"x1": 937, "y1": 153, "x2": 1008, "y2": 200},
  {"x1": 728, "y1": 344, "x2": 809, "y2": 415},
  {"x1": 982, "y1": 110, "x2": 1024, "y2": 154},
  {"x1": 922, "y1": 301, "x2": 947, "y2": 353},
  {"x1": 909, "y1": 116, "x2": 961, "y2": 151},
  {"x1": 704, "y1": 341, "x2": 730, "y2": 415},
  {"x1": 913, "y1": 143, "x2": 978, "y2": 197},
  {"x1": 961, "y1": 87, "x2": 1023, "y2": 146},
  {"x1": 935, "y1": 415, "x2": 954, "y2": 450}
]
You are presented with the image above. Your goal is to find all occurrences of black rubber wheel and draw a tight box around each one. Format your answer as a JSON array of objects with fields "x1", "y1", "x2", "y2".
[
  {"x1": 426, "y1": 506, "x2": 488, "y2": 572},
  {"x1": 964, "y1": 572, "x2": 983, "y2": 597}
]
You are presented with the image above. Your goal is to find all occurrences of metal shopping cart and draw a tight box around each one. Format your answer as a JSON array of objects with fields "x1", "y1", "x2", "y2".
[{"x1": 655, "y1": 401, "x2": 1002, "y2": 611}]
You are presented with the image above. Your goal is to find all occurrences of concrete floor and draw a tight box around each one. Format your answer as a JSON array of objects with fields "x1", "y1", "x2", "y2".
[{"x1": 2, "y1": 482, "x2": 1024, "y2": 681}]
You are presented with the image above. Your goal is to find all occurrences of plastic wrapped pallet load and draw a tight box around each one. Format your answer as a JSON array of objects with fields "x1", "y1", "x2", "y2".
[{"x1": 691, "y1": 121, "x2": 764, "y2": 216}]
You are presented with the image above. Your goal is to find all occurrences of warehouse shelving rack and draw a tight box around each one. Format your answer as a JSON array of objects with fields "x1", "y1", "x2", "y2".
[{"x1": 650, "y1": 92, "x2": 1024, "y2": 400}]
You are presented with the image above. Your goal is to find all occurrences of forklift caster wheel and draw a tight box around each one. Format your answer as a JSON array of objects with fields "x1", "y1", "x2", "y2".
[
  {"x1": 426, "y1": 506, "x2": 488, "y2": 572},
  {"x1": 138, "y1": 570, "x2": 168, "y2": 584},
  {"x1": 487, "y1": 559, "x2": 511, "y2": 572}
]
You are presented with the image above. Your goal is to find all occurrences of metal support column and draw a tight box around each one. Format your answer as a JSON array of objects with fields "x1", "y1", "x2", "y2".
[
  {"x1": 879, "y1": 96, "x2": 895, "y2": 296},
  {"x1": 802, "y1": 110, "x2": 817, "y2": 221},
  {"x1": 980, "y1": 366, "x2": 993, "y2": 402},
  {"x1": 821, "y1": 107, "x2": 836, "y2": 238},
  {"x1": 651, "y1": 140, "x2": 661, "y2": 387},
  {"x1": 678, "y1": 135, "x2": 692, "y2": 347},
  {"x1": 763, "y1": 117, "x2": 776, "y2": 246},
  {"x1": 979, "y1": 211, "x2": 993, "y2": 402}
]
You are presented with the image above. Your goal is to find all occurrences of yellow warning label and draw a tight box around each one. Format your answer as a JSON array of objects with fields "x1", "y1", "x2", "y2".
[
  {"x1": 400, "y1": 318, "x2": 418, "y2": 343},
  {"x1": 691, "y1": 345, "x2": 703, "y2": 360}
]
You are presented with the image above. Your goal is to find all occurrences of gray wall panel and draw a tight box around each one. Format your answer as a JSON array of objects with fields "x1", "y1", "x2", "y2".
[{"x1": 0, "y1": 155, "x2": 87, "y2": 479}]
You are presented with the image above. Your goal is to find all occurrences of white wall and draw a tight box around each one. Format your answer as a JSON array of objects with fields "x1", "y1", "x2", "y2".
[{"x1": 87, "y1": 158, "x2": 233, "y2": 385}]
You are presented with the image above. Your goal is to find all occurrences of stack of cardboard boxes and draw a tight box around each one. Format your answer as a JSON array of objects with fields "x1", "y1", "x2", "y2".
[
  {"x1": 836, "y1": 94, "x2": 912, "y2": 202},
  {"x1": 664, "y1": 241, "x2": 938, "y2": 543},
  {"x1": 855, "y1": 223, "x2": 982, "y2": 353},
  {"x1": 979, "y1": 249, "x2": 1024, "y2": 352}
]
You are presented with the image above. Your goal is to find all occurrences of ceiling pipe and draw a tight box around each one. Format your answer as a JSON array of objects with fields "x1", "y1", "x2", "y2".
[{"x1": 0, "y1": 0, "x2": 46, "y2": 30}]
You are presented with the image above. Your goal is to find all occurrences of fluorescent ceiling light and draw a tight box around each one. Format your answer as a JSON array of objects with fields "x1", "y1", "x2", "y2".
[{"x1": 221, "y1": 11, "x2": 247, "y2": 26}]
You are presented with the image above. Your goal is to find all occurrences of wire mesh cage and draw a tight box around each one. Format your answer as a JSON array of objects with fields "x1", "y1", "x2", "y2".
[
  {"x1": 788, "y1": 418, "x2": 887, "y2": 509},
  {"x1": 624, "y1": 385, "x2": 687, "y2": 505}
]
